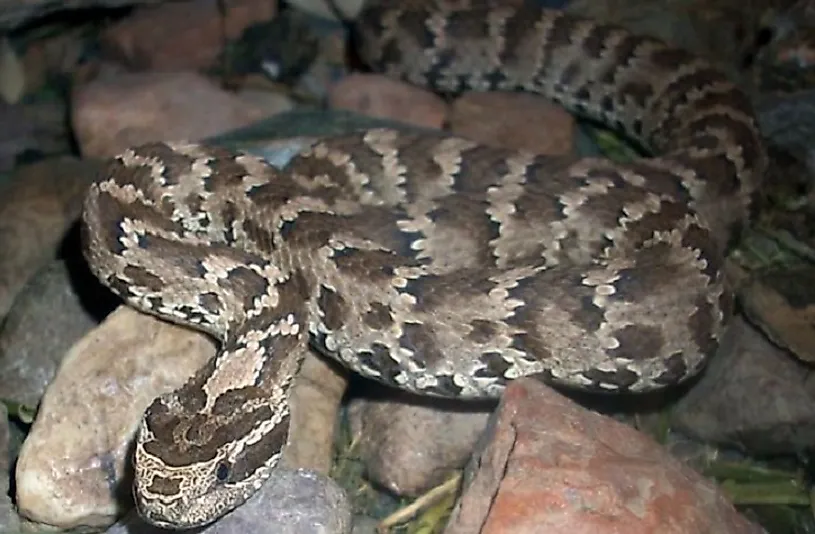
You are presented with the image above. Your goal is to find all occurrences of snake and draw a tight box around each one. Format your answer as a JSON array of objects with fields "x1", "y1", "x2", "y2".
[{"x1": 79, "y1": 0, "x2": 767, "y2": 529}]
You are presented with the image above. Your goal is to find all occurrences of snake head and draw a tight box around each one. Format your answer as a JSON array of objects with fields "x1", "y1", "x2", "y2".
[{"x1": 131, "y1": 390, "x2": 291, "y2": 528}]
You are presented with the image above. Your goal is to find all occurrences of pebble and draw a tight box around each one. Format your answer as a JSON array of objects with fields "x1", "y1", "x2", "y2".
[
  {"x1": 449, "y1": 91, "x2": 576, "y2": 155},
  {"x1": 0, "y1": 259, "x2": 115, "y2": 407},
  {"x1": 348, "y1": 393, "x2": 491, "y2": 497},
  {"x1": 328, "y1": 73, "x2": 447, "y2": 130},
  {"x1": 673, "y1": 317, "x2": 815, "y2": 454}
]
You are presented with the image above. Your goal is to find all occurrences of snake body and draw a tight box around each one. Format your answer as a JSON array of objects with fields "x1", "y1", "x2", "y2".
[{"x1": 80, "y1": 1, "x2": 766, "y2": 529}]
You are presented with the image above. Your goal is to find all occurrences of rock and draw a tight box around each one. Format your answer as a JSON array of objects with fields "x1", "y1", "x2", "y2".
[
  {"x1": 449, "y1": 92, "x2": 576, "y2": 155},
  {"x1": 0, "y1": 34, "x2": 24, "y2": 104},
  {"x1": 348, "y1": 393, "x2": 491, "y2": 497},
  {"x1": 283, "y1": 353, "x2": 348, "y2": 475},
  {"x1": 739, "y1": 268, "x2": 815, "y2": 364},
  {"x1": 752, "y1": 16, "x2": 815, "y2": 94},
  {"x1": 99, "y1": 0, "x2": 277, "y2": 71},
  {"x1": 15, "y1": 306, "x2": 216, "y2": 530},
  {"x1": 0, "y1": 156, "x2": 101, "y2": 319},
  {"x1": 0, "y1": 258, "x2": 116, "y2": 407},
  {"x1": 287, "y1": 0, "x2": 364, "y2": 20},
  {"x1": 328, "y1": 73, "x2": 447, "y2": 130},
  {"x1": 0, "y1": 98, "x2": 72, "y2": 173},
  {"x1": 0, "y1": 404, "x2": 20, "y2": 534},
  {"x1": 19, "y1": 26, "x2": 85, "y2": 97},
  {"x1": 445, "y1": 379, "x2": 765, "y2": 534},
  {"x1": 71, "y1": 71, "x2": 272, "y2": 158},
  {"x1": 327, "y1": 76, "x2": 577, "y2": 154},
  {"x1": 350, "y1": 515, "x2": 379, "y2": 534},
  {"x1": 234, "y1": 87, "x2": 296, "y2": 117},
  {"x1": 672, "y1": 317, "x2": 815, "y2": 455},
  {"x1": 107, "y1": 469, "x2": 351, "y2": 534},
  {"x1": 0, "y1": 0, "x2": 164, "y2": 30},
  {"x1": 756, "y1": 90, "x2": 815, "y2": 168}
]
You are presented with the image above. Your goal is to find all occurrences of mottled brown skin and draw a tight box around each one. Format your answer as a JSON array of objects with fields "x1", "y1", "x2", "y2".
[{"x1": 80, "y1": 1, "x2": 766, "y2": 529}]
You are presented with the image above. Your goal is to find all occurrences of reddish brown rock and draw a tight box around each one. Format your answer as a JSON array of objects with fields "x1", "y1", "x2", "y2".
[
  {"x1": 445, "y1": 379, "x2": 766, "y2": 534},
  {"x1": 99, "y1": 0, "x2": 276, "y2": 71},
  {"x1": 449, "y1": 91, "x2": 575, "y2": 155},
  {"x1": 328, "y1": 73, "x2": 447, "y2": 130},
  {"x1": 72, "y1": 71, "x2": 269, "y2": 158}
]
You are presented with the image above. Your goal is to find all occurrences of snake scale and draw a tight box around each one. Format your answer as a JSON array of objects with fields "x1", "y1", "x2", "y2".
[{"x1": 80, "y1": 0, "x2": 767, "y2": 529}]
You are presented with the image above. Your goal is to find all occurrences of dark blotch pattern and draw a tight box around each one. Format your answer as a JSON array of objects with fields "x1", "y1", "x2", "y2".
[
  {"x1": 423, "y1": 374, "x2": 465, "y2": 397},
  {"x1": 144, "y1": 399, "x2": 274, "y2": 468},
  {"x1": 540, "y1": 11, "x2": 579, "y2": 75},
  {"x1": 123, "y1": 265, "x2": 165, "y2": 292},
  {"x1": 221, "y1": 265, "x2": 271, "y2": 314},
  {"x1": 476, "y1": 352, "x2": 511, "y2": 378},
  {"x1": 687, "y1": 296, "x2": 718, "y2": 359},
  {"x1": 363, "y1": 302, "x2": 394, "y2": 330},
  {"x1": 278, "y1": 219, "x2": 297, "y2": 242},
  {"x1": 198, "y1": 292, "x2": 223, "y2": 316},
  {"x1": 358, "y1": 343, "x2": 404, "y2": 385},
  {"x1": 331, "y1": 246, "x2": 408, "y2": 281},
  {"x1": 147, "y1": 475, "x2": 182, "y2": 496},
  {"x1": 318, "y1": 284, "x2": 347, "y2": 331},
  {"x1": 228, "y1": 414, "x2": 290, "y2": 484},
  {"x1": 243, "y1": 217, "x2": 276, "y2": 253},
  {"x1": 682, "y1": 222, "x2": 720, "y2": 278},
  {"x1": 581, "y1": 367, "x2": 640, "y2": 390},
  {"x1": 467, "y1": 319, "x2": 498, "y2": 344},
  {"x1": 609, "y1": 325, "x2": 665, "y2": 361},
  {"x1": 399, "y1": 322, "x2": 445, "y2": 368},
  {"x1": 652, "y1": 352, "x2": 689, "y2": 386},
  {"x1": 581, "y1": 23, "x2": 615, "y2": 59}
]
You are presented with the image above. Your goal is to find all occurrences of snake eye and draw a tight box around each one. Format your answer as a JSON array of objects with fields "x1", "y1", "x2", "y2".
[{"x1": 215, "y1": 462, "x2": 230, "y2": 483}]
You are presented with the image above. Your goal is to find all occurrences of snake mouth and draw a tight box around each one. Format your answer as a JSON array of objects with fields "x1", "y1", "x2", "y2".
[
  {"x1": 134, "y1": 498, "x2": 189, "y2": 530},
  {"x1": 132, "y1": 438, "x2": 277, "y2": 529},
  {"x1": 133, "y1": 478, "x2": 250, "y2": 529}
]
